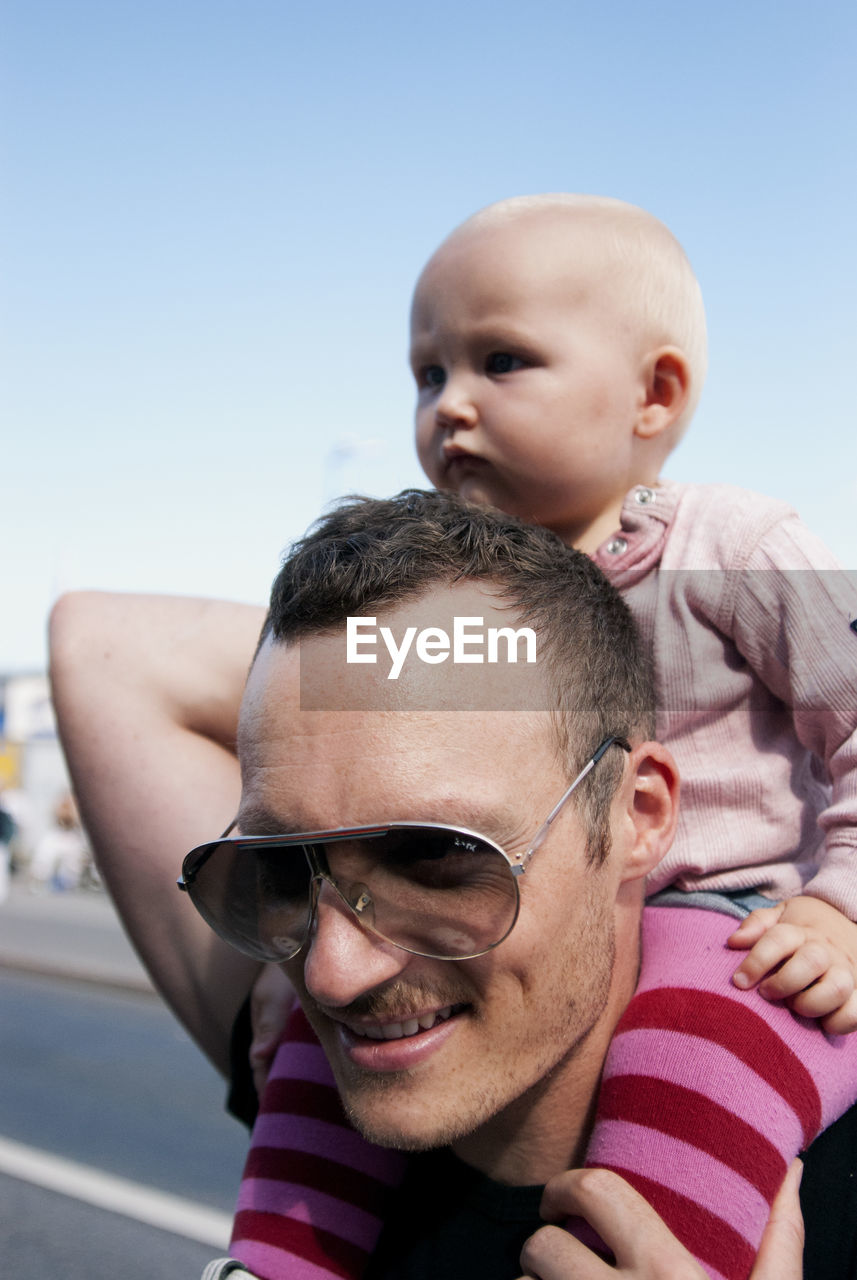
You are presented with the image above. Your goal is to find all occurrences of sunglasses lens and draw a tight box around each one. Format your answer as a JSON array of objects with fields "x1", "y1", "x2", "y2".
[
  {"x1": 329, "y1": 828, "x2": 519, "y2": 959},
  {"x1": 184, "y1": 841, "x2": 313, "y2": 962},
  {"x1": 185, "y1": 825, "x2": 519, "y2": 962}
]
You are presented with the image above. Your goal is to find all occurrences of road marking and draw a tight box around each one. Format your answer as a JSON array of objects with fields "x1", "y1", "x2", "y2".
[{"x1": 0, "y1": 1135, "x2": 232, "y2": 1247}]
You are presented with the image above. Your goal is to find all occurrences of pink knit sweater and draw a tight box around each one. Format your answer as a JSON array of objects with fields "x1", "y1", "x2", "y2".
[{"x1": 592, "y1": 480, "x2": 857, "y2": 919}]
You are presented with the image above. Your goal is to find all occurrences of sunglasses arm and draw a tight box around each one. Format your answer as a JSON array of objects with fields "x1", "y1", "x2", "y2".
[
  {"x1": 515, "y1": 735, "x2": 631, "y2": 873},
  {"x1": 177, "y1": 815, "x2": 239, "y2": 892}
]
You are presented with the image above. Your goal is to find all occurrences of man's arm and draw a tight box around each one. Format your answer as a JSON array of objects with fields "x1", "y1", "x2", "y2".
[{"x1": 49, "y1": 591, "x2": 266, "y2": 1074}]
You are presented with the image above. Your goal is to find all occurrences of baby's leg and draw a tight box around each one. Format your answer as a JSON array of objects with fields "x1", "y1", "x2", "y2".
[
  {"x1": 230, "y1": 1003, "x2": 406, "y2": 1280},
  {"x1": 581, "y1": 904, "x2": 857, "y2": 1280}
]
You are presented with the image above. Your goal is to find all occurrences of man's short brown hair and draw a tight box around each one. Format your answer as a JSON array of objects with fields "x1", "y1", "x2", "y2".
[{"x1": 262, "y1": 489, "x2": 654, "y2": 861}]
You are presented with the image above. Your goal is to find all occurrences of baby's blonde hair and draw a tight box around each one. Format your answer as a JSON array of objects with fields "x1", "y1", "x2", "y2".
[{"x1": 448, "y1": 193, "x2": 708, "y2": 443}]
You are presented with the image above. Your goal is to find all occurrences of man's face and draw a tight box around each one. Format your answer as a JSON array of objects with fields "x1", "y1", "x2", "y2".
[
  {"x1": 238, "y1": 599, "x2": 629, "y2": 1167},
  {"x1": 410, "y1": 213, "x2": 650, "y2": 553}
]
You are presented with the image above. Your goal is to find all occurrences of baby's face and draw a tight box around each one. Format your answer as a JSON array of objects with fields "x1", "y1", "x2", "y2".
[{"x1": 410, "y1": 218, "x2": 649, "y2": 551}]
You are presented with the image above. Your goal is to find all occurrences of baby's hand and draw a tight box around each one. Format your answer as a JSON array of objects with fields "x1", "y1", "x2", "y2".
[{"x1": 728, "y1": 895, "x2": 857, "y2": 1034}]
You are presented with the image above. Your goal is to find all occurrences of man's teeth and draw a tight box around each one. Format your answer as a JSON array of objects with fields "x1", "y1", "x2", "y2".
[{"x1": 357, "y1": 1007, "x2": 454, "y2": 1040}]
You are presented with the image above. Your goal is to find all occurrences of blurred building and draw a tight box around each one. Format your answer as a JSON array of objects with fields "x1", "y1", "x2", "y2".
[{"x1": 0, "y1": 672, "x2": 71, "y2": 860}]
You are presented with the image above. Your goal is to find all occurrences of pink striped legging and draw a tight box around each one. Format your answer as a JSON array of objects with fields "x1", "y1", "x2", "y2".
[{"x1": 229, "y1": 903, "x2": 857, "y2": 1280}]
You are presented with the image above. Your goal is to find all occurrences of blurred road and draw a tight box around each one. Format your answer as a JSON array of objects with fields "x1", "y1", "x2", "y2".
[
  {"x1": 0, "y1": 881, "x2": 250, "y2": 1277},
  {"x1": 0, "y1": 878, "x2": 152, "y2": 990}
]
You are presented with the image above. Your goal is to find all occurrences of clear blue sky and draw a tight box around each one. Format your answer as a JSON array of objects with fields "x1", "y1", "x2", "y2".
[{"x1": 3, "y1": 0, "x2": 855, "y2": 671}]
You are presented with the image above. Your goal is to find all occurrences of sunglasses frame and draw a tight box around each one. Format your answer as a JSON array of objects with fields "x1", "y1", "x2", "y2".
[{"x1": 178, "y1": 734, "x2": 631, "y2": 960}]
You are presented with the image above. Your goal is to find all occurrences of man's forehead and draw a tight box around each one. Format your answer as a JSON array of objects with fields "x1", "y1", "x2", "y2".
[
  {"x1": 249, "y1": 581, "x2": 553, "y2": 717},
  {"x1": 238, "y1": 598, "x2": 565, "y2": 829},
  {"x1": 238, "y1": 667, "x2": 561, "y2": 838}
]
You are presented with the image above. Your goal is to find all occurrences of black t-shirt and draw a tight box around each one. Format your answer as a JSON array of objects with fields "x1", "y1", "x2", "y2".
[
  {"x1": 365, "y1": 1149, "x2": 545, "y2": 1280},
  {"x1": 365, "y1": 1141, "x2": 857, "y2": 1280},
  {"x1": 228, "y1": 1000, "x2": 857, "y2": 1279},
  {"x1": 800, "y1": 1104, "x2": 857, "y2": 1280}
]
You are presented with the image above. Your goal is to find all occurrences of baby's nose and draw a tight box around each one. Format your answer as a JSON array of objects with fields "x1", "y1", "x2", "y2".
[{"x1": 435, "y1": 377, "x2": 479, "y2": 429}]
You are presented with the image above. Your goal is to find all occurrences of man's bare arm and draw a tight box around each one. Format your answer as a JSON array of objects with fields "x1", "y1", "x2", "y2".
[{"x1": 49, "y1": 591, "x2": 266, "y2": 1074}]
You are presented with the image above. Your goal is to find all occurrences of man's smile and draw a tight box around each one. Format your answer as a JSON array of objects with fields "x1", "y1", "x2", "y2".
[
  {"x1": 346, "y1": 1004, "x2": 461, "y2": 1041},
  {"x1": 325, "y1": 1004, "x2": 468, "y2": 1075},
  {"x1": 300, "y1": 986, "x2": 476, "y2": 1076}
]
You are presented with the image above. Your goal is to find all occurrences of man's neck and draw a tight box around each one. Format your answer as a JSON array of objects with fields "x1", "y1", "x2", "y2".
[
  {"x1": 450, "y1": 1018, "x2": 608, "y2": 1184},
  {"x1": 452, "y1": 941, "x2": 639, "y2": 1185}
]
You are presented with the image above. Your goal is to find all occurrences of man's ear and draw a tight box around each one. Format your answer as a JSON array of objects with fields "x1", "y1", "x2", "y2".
[
  {"x1": 617, "y1": 742, "x2": 679, "y2": 883},
  {"x1": 634, "y1": 347, "x2": 691, "y2": 442}
]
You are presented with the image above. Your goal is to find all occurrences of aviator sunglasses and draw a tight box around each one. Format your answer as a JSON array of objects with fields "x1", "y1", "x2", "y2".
[{"x1": 178, "y1": 735, "x2": 631, "y2": 963}]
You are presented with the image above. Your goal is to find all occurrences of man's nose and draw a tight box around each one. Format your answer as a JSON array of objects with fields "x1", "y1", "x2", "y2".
[
  {"x1": 301, "y1": 878, "x2": 410, "y2": 1008},
  {"x1": 435, "y1": 374, "x2": 479, "y2": 431}
]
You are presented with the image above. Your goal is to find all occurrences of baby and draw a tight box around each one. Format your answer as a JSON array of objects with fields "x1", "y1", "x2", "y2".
[{"x1": 230, "y1": 195, "x2": 857, "y2": 1280}]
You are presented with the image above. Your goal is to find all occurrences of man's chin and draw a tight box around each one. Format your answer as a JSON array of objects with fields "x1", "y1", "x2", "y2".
[
  {"x1": 339, "y1": 1081, "x2": 480, "y2": 1154},
  {"x1": 349, "y1": 1119, "x2": 446, "y2": 1154}
]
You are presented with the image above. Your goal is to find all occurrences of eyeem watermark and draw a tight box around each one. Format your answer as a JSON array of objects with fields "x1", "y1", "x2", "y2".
[{"x1": 347, "y1": 615, "x2": 537, "y2": 680}]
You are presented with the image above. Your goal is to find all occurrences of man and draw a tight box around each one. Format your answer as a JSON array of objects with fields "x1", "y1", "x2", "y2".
[{"x1": 50, "y1": 491, "x2": 805, "y2": 1278}]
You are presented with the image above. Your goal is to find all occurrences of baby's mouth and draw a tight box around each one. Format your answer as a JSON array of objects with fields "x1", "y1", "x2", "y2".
[{"x1": 443, "y1": 446, "x2": 485, "y2": 470}]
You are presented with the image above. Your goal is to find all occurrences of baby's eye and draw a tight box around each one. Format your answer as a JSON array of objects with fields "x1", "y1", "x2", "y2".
[
  {"x1": 420, "y1": 365, "x2": 446, "y2": 389},
  {"x1": 486, "y1": 352, "x2": 524, "y2": 375}
]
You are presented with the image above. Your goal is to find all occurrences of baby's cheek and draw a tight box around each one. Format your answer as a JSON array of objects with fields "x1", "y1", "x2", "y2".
[{"x1": 415, "y1": 430, "x2": 442, "y2": 487}]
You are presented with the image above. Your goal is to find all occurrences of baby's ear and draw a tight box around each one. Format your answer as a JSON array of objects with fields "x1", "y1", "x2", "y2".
[
  {"x1": 618, "y1": 742, "x2": 679, "y2": 883},
  {"x1": 635, "y1": 347, "x2": 691, "y2": 441}
]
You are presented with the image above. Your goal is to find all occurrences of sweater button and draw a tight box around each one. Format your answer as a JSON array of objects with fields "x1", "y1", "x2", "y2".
[
  {"x1": 605, "y1": 537, "x2": 628, "y2": 555},
  {"x1": 634, "y1": 486, "x2": 655, "y2": 505}
]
